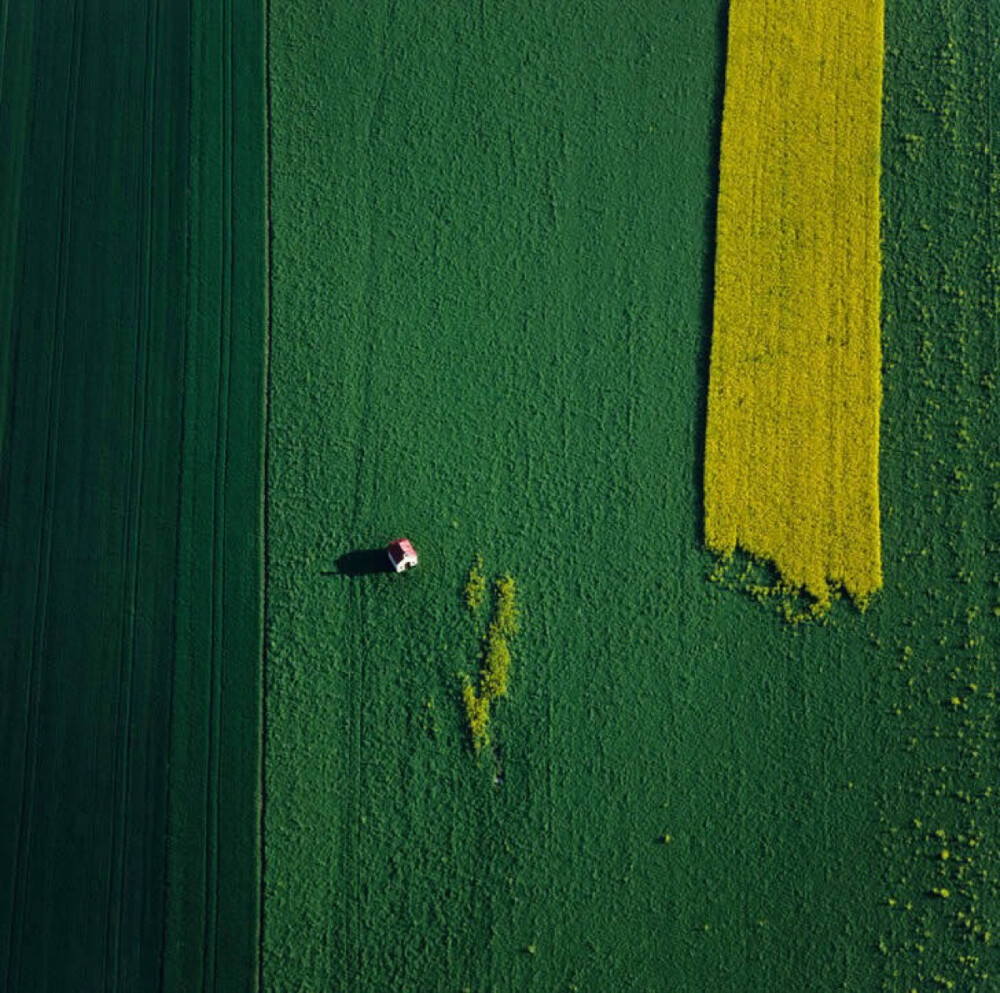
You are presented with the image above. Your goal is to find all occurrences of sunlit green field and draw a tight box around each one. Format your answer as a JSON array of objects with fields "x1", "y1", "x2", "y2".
[
  {"x1": 262, "y1": 2, "x2": 996, "y2": 991},
  {"x1": 0, "y1": 1, "x2": 997, "y2": 991}
]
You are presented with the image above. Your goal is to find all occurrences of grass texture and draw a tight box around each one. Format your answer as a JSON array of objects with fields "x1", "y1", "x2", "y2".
[
  {"x1": 705, "y1": 1, "x2": 885, "y2": 609},
  {"x1": 263, "y1": 0, "x2": 998, "y2": 987},
  {"x1": 0, "y1": 3, "x2": 265, "y2": 991},
  {"x1": 263, "y1": 2, "x2": 894, "y2": 990},
  {"x1": 874, "y1": 2, "x2": 1000, "y2": 987}
]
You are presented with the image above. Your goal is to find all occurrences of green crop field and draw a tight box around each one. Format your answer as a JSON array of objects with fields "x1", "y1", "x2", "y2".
[
  {"x1": 261, "y1": 1, "x2": 994, "y2": 991},
  {"x1": 0, "y1": 2, "x2": 264, "y2": 991},
  {"x1": 1, "y1": 1, "x2": 997, "y2": 992}
]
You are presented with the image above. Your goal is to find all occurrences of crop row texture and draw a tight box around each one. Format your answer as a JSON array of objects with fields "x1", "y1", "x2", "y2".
[{"x1": 0, "y1": 3, "x2": 265, "y2": 990}]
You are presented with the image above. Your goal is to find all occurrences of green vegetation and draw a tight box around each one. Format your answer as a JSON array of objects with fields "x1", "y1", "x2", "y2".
[
  {"x1": 707, "y1": 552, "x2": 837, "y2": 624},
  {"x1": 461, "y1": 572, "x2": 520, "y2": 751},
  {"x1": 5, "y1": 0, "x2": 993, "y2": 990},
  {"x1": 0, "y1": 4, "x2": 264, "y2": 991},
  {"x1": 875, "y1": 3, "x2": 1000, "y2": 988},
  {"x1": 463, "y1": 554, "x2": 487, "y2": 613},
  {"x1": 262, "y1": 2, "x2": 997, "y2": 990},
  {"x1": 460, "y1": 682, "x2": 492, "y2": 753}
]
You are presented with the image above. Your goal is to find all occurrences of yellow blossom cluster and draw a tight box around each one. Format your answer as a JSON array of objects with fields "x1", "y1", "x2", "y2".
[
  {"x1": 462, "y1": 573, "x2": 519, "y2": 752},
  {"x1": 463, "y1": 554, "x2": 487, "y2": 613},
  {"x1": 704, "y1": 0, "x2": 885, "y2": 608}
]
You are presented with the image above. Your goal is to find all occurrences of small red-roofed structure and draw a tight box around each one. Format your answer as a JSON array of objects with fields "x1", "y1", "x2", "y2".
[{"x1": 386, "y1": 538, "x2": 418, "y2": 573}]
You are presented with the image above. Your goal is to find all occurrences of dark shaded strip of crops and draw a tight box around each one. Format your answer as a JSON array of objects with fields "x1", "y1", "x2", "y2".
[{"x1": 0, "y1": 2, "x2": 266, "y2": 991}]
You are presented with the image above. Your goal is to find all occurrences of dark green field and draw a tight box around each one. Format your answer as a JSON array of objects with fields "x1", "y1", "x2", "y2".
[
  {"x1": 0, "y1": 2, "x2": 264, "y2": 990},
  {"x1": 0, "y1": 1, "x2": 997, "y2": 991}
]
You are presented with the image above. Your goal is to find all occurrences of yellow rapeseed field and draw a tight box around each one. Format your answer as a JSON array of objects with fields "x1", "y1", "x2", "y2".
[{"x1": 704, "y1": 1, "x2": 885, "y2": 609}]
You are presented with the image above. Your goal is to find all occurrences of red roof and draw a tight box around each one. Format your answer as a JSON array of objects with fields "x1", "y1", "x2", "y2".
[{"x1": 387, "y1": 539, "x2": 417, "y2": 564}]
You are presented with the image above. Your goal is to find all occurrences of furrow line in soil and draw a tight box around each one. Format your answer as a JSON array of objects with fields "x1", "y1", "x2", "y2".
[
  {"x1": 6, "y1": 4, "x2": 79, "y2": 986},
  {"x1": 160, "y1": 2, "x2": 199, "y2": 987},
  {"x1": 203, "y1": 1, "x2": 235, "y2": 983},
  {"x1": 0, "y1": 1, "x2": 33, "y2": 463},
  {"x1": 218, "y1": 0, "x2": 237, "y2": 983},
  {"x1": 107, "y1": 1, "x2": 159, "y2": 986}
]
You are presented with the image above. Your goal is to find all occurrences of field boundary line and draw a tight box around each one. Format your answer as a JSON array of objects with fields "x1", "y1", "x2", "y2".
[{"x1": 257, "y1": 0, "x2": 273, "y2": 982}]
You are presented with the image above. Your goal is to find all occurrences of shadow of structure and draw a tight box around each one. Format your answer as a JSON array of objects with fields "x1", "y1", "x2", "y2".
[{"x1": 329, "y1": 548, "x2": 390, "y2": 577}]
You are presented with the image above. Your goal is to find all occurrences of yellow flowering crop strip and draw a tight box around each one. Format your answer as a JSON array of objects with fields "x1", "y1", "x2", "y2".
[{"x1": 704, "y1": 0, "x2": 885, "y2": 609}]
